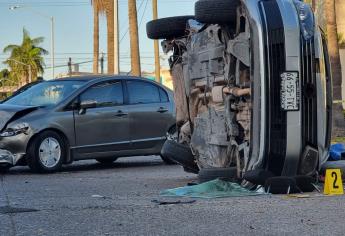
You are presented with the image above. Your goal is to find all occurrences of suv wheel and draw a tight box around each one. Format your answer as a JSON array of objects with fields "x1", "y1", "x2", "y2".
[
  {"x1": 146, "y1": 15, "x2": 194, "y2": 39},
  {"x1": 161, "y1": 140, "x2": 199, "y2": 174},
  {"x1": 0, "y1": 164, "x2": 11, "y2": 173},
  {"x1": 160, "y1": 154, "x2": 176, "y2": 165},
  {"x1": 27, "y1": 131, "x2": 66, "y2": 173},
  {"x1": 198, "y1": 167, "x2": 238, "y2": 183},
  {"x1": 195, "y1": 0, "x2": 240, "y2": 24}
]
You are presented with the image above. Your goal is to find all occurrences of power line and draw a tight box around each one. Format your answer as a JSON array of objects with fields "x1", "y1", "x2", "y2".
[{"x1": 119, "y1": 0, "x2": 145, "y2": 43}]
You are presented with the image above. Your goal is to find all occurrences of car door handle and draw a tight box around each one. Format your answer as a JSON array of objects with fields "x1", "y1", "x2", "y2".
[
  {"x1": 157, "y1": 107, "x2": 168, "y2": 113},
  {"x1": 115, "y1": 111, "x2": 128, "y2": 117}
]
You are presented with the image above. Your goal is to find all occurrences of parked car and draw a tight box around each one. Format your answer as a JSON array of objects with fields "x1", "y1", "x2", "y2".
[
  {"x1": 0, "y1": 75, "x2": 175, "y2": 173},
  {"x1": 147, "y1": 0, "x2": 332, "y2": 191}
]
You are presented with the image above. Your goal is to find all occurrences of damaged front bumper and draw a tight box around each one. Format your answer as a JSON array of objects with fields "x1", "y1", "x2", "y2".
[{"x1": 0, "y1": 149, "x2": 24, "y2": 166}]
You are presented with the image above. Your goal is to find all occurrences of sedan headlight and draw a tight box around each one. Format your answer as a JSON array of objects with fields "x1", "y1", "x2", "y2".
[
  {"x1": 0, "y1": 123, "x2": 29, "y2": 137},
  {"x1": 293, "y1": 0, "x2": 315, "y2": 40}
]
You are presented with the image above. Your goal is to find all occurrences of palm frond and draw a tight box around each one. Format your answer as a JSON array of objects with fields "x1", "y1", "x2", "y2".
[{"x1": 3, "y1": 45, "x2": 19, "y2": 53}]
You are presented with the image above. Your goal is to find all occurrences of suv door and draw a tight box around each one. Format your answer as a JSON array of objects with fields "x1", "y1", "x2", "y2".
[
  {"x1": 73, "y1": 80, "x2": 130, "y2": 157},
  {"x1": 125, "y1": 80, "x2": 173, "y2": 150}
]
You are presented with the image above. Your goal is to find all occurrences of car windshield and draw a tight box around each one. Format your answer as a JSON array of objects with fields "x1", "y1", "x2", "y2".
[{"x1": 3, "y1": 80, "x2": 86, "y2": 107}]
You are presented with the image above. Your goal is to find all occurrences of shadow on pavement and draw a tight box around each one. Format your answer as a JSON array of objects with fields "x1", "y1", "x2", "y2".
[{"x1": 5, "y1": 156, "x2": 171, "y2": 175}]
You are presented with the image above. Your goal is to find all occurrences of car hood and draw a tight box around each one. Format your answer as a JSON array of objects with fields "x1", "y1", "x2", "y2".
[{"x1": 0, "y1": 104, "x2": 39, "y2": 131}]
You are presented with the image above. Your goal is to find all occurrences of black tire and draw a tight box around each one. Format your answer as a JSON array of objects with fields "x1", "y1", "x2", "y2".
[
  {"x1": 146, "y1": 15, "x2": 194, "y2": 40},
  {"x1": 96, "y1": 157, "x2": 118, "y2": 164},
  {"x1": 264, "y1": 177, "x2": 299, "y2": 194},
  {"x1": 161, "y1": 140, "x2": 199, "y2": 174},
  {"x1": 0, "y1": 164, "x2": 11, "y2": 173},
  {"x1": 160, "y1": 155, "x2": 176, "y2": 165},
  {"x1": 295, "y1": 176, "x2": 316, "y2": 193},
  {"x1": 26, "y1": 131, "x2": 66, "y2": 173},
  {"x1": 198, "y1": 167, "x2": 238, "y2": 183},
  {"x1": 195, "y1": 0, "x2": 240, "y2": 24}
]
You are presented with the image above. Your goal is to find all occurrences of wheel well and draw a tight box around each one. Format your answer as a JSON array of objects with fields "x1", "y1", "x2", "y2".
[
  {"x1": 27, "y1": 128, "x2": 71, "y2": 163},
  {"x1": 167, "y1": 124, "x2": 177, "y2": 134}
]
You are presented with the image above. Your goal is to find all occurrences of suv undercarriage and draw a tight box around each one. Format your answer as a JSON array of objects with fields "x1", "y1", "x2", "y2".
[{"x1": 147, "y1": 0, "x2": 332, "y2": 192}]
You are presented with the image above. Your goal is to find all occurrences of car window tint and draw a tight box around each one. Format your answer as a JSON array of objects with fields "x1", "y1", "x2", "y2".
[
  {"x1": 127, "y1": 81, "x2": 160, "y2": 104},
  {"x1": 159, "y1": 88, "x2": 169, "y2": 102},
  {"x1": 80, "y1": 81, "x2": 123, "y2": 107}
]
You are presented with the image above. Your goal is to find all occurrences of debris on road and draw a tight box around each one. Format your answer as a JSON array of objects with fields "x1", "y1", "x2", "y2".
[
  {"x1": 91, "y1": 194, "x2": 112, "y2": 200},
  {"x1": 329, "y1": 143, "x2": 345, "y2": 161},
  {"x1": 151, "y1": 199, "x2": 196, "y2": 205},
  {"x1": 0, "y1": 206, "x2": 39, "y2": 214},
  {"x1": 160, "y1": 179, "x2": 266, "y2": 199}
]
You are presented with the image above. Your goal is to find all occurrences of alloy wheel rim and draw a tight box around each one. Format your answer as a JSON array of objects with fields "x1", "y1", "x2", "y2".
[{"x1": 38, "y1": 137, "x2": 61, "y2": 168}]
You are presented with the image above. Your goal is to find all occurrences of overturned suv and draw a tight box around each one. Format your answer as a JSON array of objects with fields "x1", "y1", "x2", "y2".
[{"x1": 147, "y1": 0, "x2": 332, "y2": 192}]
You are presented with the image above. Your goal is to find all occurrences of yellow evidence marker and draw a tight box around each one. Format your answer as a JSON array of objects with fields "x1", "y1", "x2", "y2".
[{"x1": 324, "y1": 169, "x2": 344, "y2": 195}]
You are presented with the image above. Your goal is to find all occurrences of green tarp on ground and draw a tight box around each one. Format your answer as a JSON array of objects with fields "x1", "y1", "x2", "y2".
[{"x1": 160, "y1": 179, "x2": 266, "y2": 199}]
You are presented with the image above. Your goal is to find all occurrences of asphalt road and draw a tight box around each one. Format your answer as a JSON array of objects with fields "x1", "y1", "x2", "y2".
[{"x1": 1, "y1": 155, "x2": 345, "y2": 236}]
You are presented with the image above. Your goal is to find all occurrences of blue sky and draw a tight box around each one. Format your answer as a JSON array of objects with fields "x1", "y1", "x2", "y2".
[{"x1": 0, "y1": 0, "x2": 197, "y2": 79}]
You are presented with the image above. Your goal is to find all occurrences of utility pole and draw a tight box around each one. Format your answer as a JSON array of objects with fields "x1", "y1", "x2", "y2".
[
  {"x1": 51, "y1": 16, "x2": 55, "y2": 79},
  {"x1": 128, "y1": 0, "x2": 141, "y2": 76},
  {"x1": 114, "y1": 0, "x2": 120, "y2": 74},
  {"x1": 68, "y1": 57, "x2": 72, "y2": 76},
  {"x1": 152, "y1": 0, "x2": 161, "y2": 83},
  {"x1": 101, "y1": 53, "x2": 105, "y2": 74}
]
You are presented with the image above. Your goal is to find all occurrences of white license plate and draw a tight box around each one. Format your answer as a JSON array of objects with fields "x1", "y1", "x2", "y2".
[{"x1": 280, "y1": 72, "x2": 300, "y2": 111}]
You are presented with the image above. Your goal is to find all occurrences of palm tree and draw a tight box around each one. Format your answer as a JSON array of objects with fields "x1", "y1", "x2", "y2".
[
  {"x1": 3, "y1": 28, "x2": 47, "y2": 84},
  {"x1": 128, "y1": 0, "x2": 141, "y2": 76},
  {"x1": 92, "y1": 0, "x2": 115, "y2": 74},
  {"x1": 92, "y1": 0, "x2": 106, "y2": 74},
  {"x1": 325, "y1": 0, "x2": 345, "y2": 137},
  {"x1": 105, "y1": 0, "x2": 115, "y2": 74}
]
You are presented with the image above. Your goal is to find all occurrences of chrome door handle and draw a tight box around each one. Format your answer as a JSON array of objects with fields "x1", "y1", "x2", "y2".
[{"x1": 157, "y1": 107, "x2": 168, "y2": 113}]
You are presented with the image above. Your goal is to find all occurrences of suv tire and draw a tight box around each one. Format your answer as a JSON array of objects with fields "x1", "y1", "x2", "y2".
[
  {"x1": 0, "y1": 164, "x2": 10, "y2": 173},
  {"x1": 161, "y1": 140, "x2": 199, "y2": 173},
  {"x1": 146, "y1": 15, "x2": 194, "y2": 39},
  {"x1": 198, "y1": 167, "x2": 238, "y2": 183},
  {"x1": 195, "y1": 0, "x2": 240, "y2": 24}
]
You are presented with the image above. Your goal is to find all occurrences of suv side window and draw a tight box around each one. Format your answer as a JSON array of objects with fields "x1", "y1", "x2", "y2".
[
  {"x1": 80, "y1": 81, "x2": 123, "y2": 107},
  {"x1": 127, "y1": 80, "x2": 161, "y2": 104}
]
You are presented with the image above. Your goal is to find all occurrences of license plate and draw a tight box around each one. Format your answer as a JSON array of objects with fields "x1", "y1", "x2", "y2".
[{"x1": 280, "y1": 72, "x2": 300, "y2": 111}]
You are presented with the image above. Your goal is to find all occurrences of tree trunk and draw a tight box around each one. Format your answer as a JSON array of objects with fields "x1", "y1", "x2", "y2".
[
  {"x1": 326, "y1": 0, "x2": 345, "y2": 137},
  {"x1": 93, "y1": 7, "x2": 99, "y2": 74},
  {"x1": 152, "y1": 0, "x2": 161, "y2": 83},
  {"x1": 106, "y1": 0, "x2": 115, "y2": 74},
  {"x1": 312, "y1": 0, "x2": 316, "y2": 10},
  {"x1": 128, "y1": 0, "x2": 141, "y2": 76}
]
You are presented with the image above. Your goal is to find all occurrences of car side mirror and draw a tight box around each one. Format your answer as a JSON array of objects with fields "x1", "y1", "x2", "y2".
[{"x1": 80, "y1": 100, "x2": 97, "y2": 109}]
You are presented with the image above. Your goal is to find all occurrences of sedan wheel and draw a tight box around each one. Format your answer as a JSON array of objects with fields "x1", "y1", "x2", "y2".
[
  {"x1": 27, "y1": 131, "x2": 66, "y2": 173},
  {"x1": 38, "y1": 137, "x2": 62, "y2": 168}
]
